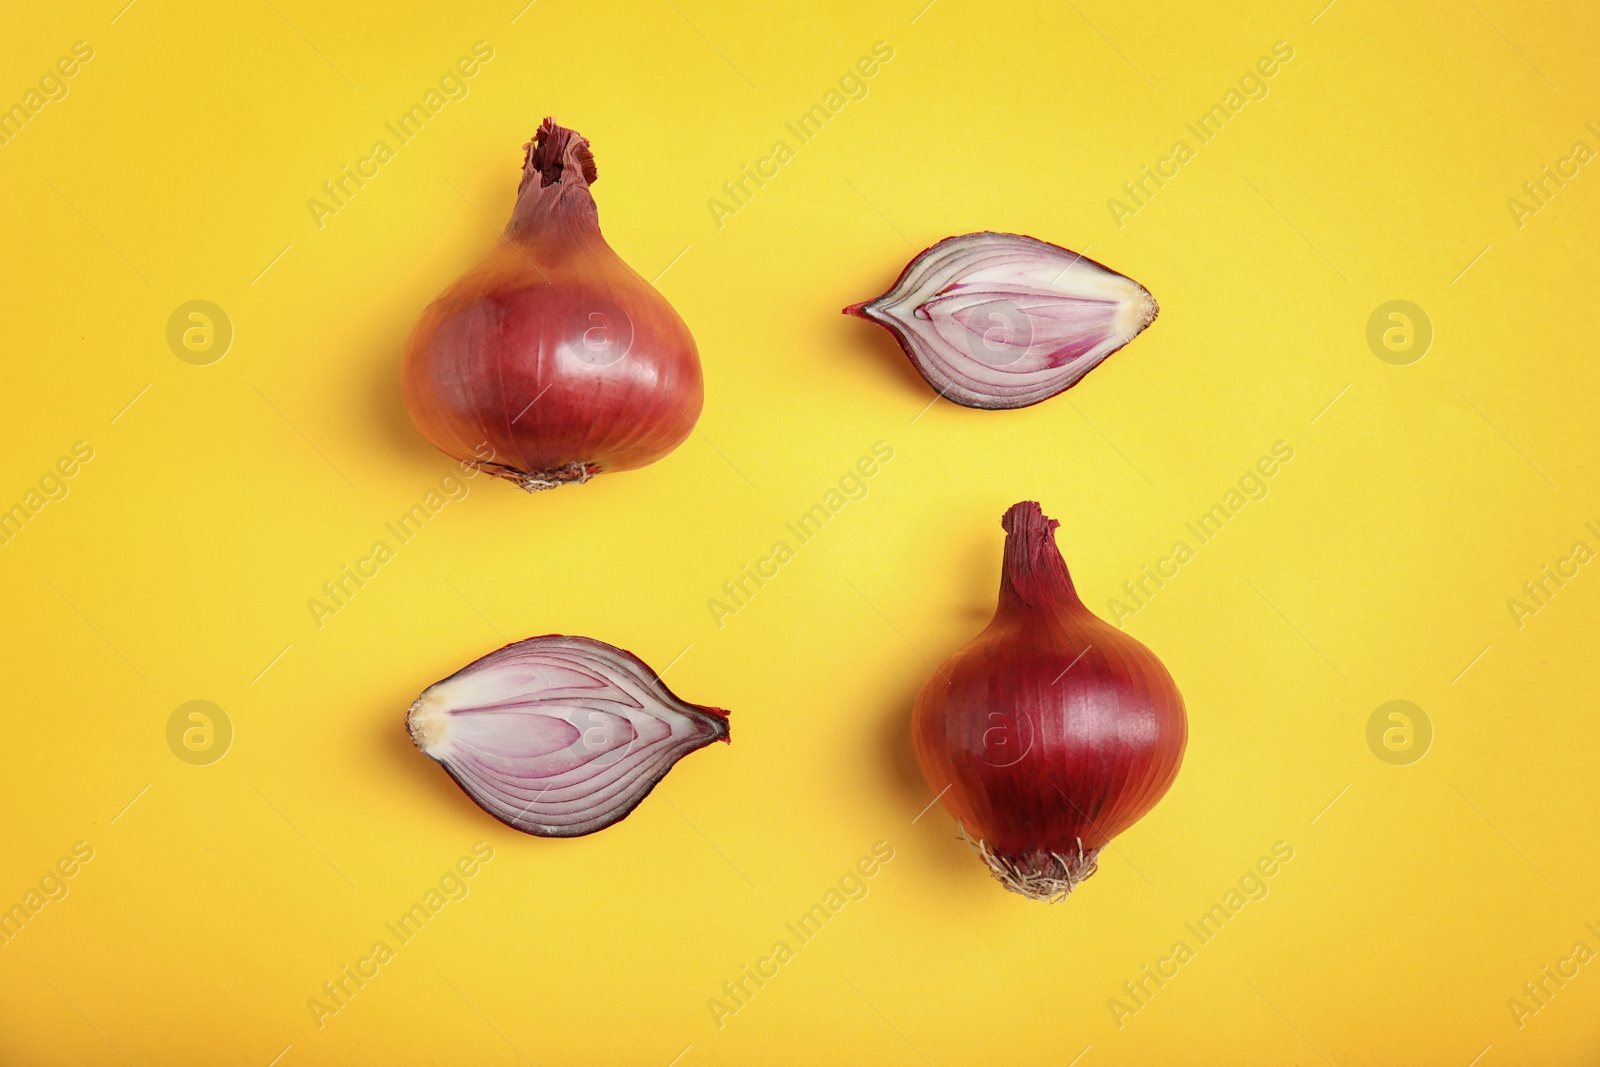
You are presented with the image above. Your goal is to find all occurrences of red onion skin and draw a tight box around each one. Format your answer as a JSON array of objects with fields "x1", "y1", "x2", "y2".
[
  {"x1": 403, "y1": 119, "x2": 703, "y2": 490},
  {"x1": 912, "y1": 501, "x2": 1186, "y2": 898}
]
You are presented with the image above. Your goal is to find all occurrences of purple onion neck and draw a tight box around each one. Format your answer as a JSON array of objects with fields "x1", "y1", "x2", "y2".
[
  {"x1": 997, "y1": 500, "x2": 1083, "y2": 616},
  {"x1": 506, "y1": 117, "x2": 602, "y2": 245}
]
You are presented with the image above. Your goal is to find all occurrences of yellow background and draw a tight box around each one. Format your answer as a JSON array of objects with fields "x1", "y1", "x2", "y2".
[{"x1": 2, "y1": 0, "x2": 1597, "y2": 1063}]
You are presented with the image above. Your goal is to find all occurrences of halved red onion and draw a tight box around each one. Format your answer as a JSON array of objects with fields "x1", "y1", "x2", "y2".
[
  {"x1": 406, "y1": 635, "x2": 729, "y2": 837},
  {"x1": 844, "y1": 232, "x2": 1158, "y2": 409}
]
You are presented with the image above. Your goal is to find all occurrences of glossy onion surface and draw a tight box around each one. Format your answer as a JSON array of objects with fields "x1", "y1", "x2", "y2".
[
  {"x1": 404, "y1": 119, "x2": 703, "y2": 491},
  {"x1": 912, "y1": 501, "x2": 1187, "y2": 900}
]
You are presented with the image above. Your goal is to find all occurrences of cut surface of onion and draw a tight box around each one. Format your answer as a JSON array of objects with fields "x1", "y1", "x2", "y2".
[
  {"x1": 845, "y1": 232, "x2": 1158, "y2": 410},
  {"x1": 407, "y1": 635, "x2": 729, "y2": 837}
]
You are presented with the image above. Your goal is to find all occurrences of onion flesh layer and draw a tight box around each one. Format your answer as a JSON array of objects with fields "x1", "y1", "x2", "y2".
[
  {"x1": 846, "y1": 232, "x2": 1157, "y2": 410},
  {"x1": 408, "y1": 635, "x2": 730, "y2": 837}
]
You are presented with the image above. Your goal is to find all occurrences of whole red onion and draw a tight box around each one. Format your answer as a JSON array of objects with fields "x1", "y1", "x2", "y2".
[
  {"x1": 912, "y1": 501, "x2": 1187, "y2": 901},
  {"x1": 403, "y1": 118, "x2": 703, "y2": 491}
]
